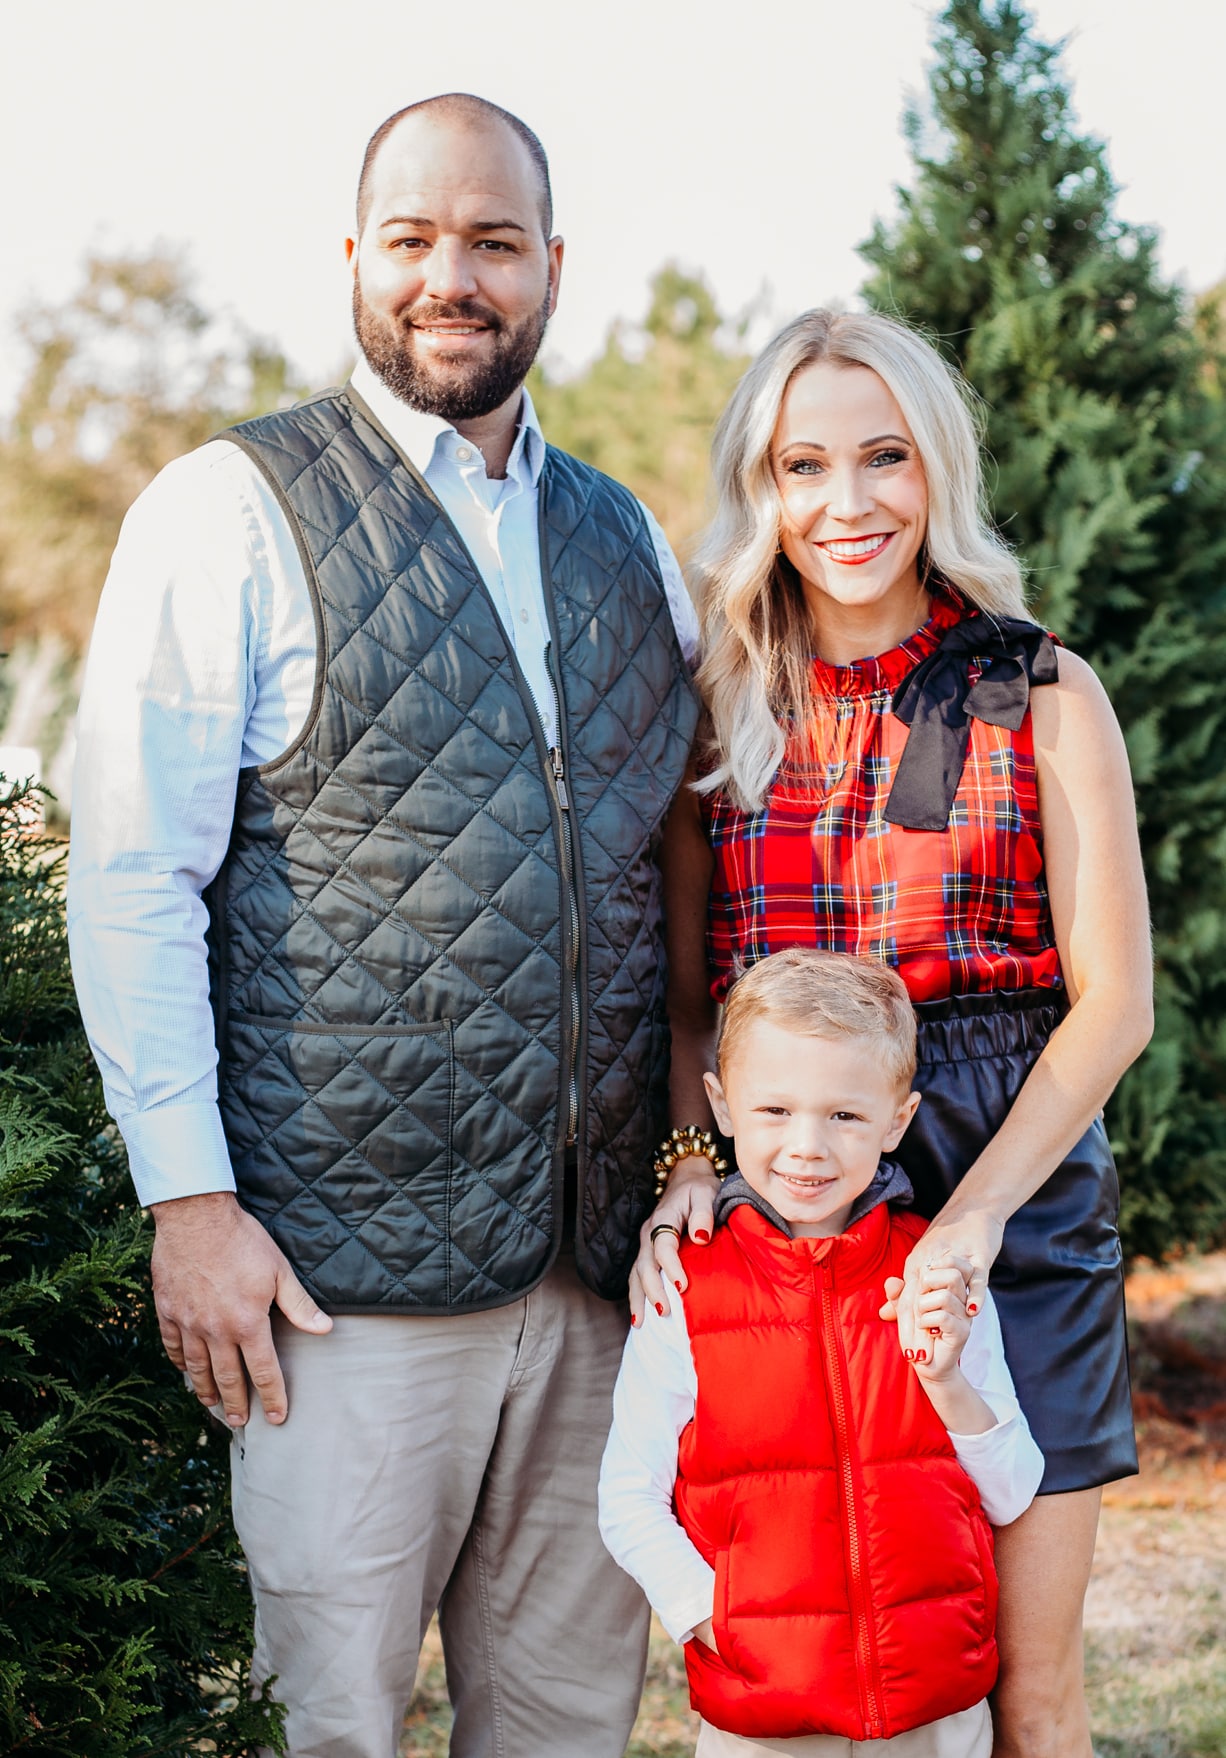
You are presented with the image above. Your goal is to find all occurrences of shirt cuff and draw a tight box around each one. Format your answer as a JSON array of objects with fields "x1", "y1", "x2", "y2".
[
  {"x1": 120, "y1": 1101, "x2": 237, "y2": 1206},
  {"x1": 657, "y1": 1563, "x2": 717, "y2": 1646},
  {"x1": 948, "y1": 1408, "x2": 1007, "y2": 1440}
]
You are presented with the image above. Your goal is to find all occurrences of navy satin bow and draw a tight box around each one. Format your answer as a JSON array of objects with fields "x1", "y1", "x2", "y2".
[{"x1": 885, "y1": 616, "x2": 1060, "y2": 832}]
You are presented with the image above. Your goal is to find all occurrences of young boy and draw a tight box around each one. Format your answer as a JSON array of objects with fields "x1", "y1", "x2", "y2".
[{"x1": 599, "y1": 949, "x2": 1043, "y2": 1758}]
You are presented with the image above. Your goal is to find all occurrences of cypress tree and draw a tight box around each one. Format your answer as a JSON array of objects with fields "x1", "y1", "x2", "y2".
[
  {"x1": 0, "y1": 779, "x2": 284, "y2": 1756},
  {"x1": 861, "y1": 0, "x2": 1226, "y2": 1258}
]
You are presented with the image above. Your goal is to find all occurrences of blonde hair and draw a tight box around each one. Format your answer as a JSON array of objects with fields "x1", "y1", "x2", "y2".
[
  {"x1": 691, "y1": 308, "x2": 1027, "y2": 811},
  {"x1": 717, "y1": 947, "x2": 917, "y2": 1094}
]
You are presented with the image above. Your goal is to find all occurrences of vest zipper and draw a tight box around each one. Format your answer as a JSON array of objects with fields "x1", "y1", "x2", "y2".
[
  {"x1": 546, "y1": 657, "x2": 581, "y2": 1148},
  {"x1": 324, "y1": 394, "x2": 585, "y2": 1203},
  {"x1": 819, "y1": 1265, "x2": 886, "y2": 1740}
]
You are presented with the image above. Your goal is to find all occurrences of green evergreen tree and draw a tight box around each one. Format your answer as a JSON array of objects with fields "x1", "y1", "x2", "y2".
[
  {"x1": 0, "y1": 779, "x2": 284, "y2": 1756},
  {"x1": 860, "y1": 0, "x2": 1226, "y2": 1259}
]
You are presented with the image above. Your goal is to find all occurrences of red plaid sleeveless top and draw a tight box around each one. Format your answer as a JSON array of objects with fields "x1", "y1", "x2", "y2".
[{"x1": 700, "y1": 594, "x2": 1063, "y2": 1004}]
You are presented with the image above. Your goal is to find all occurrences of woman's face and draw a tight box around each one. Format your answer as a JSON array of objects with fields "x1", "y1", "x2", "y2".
[{"x1": 770, "y1": 361, "x2": 930, "y2": 642}]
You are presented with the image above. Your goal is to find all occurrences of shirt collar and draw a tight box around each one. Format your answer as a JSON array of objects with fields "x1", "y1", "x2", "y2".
[{"x1": 349, "y1": 355, "x2": 547, "y2": 487}]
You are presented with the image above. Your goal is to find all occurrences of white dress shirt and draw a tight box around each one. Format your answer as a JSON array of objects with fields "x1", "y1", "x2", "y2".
[
  {"x1": 598, "y1": 1286, "x2": 1044, "y2": 1646},
  {"x1": 67, "y1": 358, "x2": 699, "y2": 1207}
]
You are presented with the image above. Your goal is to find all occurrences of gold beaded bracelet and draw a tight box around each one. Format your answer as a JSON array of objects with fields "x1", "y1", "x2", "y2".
[{"x1": 653, "y1": 1125, "x2": 729, "y2": 1199}]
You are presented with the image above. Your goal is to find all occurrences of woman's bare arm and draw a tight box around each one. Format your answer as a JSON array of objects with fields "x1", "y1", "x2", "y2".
[
  {"x1": 892, "y1": 651, "x2": 1154, "y2": 1344},
  {"x1": 628, "y1": 771, "x2": 721, "y2": 1323}
]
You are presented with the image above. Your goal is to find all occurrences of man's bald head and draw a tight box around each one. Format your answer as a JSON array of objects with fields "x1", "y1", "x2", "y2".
[{"x1": 356, "y1": 94, "x2": 553, "y2": 240}]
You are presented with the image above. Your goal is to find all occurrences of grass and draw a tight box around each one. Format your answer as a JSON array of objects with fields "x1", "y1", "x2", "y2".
[
  {"x1": 398, "y1": 1617, "x2": 697, "y2": 1757},
  {"x1": 1085, "y1": 1502, "x2": 1226, "y2": 1756},
  {"x1": 398, "y1": 1254, "x2": 1226, "y2": 1757}
]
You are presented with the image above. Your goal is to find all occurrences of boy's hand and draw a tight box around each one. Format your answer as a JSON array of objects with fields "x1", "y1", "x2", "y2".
[
  {"x1": 886, "y1": 1257, "x2": 998, "y2": 1436},
  {"x1": 691, "y1": 1617, "x2": 720, "y2": 1656},
  {"x1": 881, "y1": 1251, "x2": 975, "y2": 1375},
  {"x1": 907, "y1": 1257, "x2": 973, "y2": 1381}
]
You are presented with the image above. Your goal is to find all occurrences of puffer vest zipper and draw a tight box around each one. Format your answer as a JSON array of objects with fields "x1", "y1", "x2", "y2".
[{"x1": 206, "y1": 386, "x2": 698, "y2": 1312}]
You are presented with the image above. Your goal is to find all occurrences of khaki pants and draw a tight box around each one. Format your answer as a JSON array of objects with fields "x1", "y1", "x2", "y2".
[
  {"x1": 230, "y1": 1248, "x2": 649, "y2": 1758},
  {"x1": 694, "y1": 1701, "x2": 992, "y2": 1758}
]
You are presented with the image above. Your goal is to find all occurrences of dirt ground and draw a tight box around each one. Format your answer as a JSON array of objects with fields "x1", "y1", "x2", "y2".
[
  {"x1": 402, "y1": 1254, "x2": 1226, "y2": 1757},
  {"x1": 1085, "y1": 1254, "x2": 1226, "y2": 1757}
]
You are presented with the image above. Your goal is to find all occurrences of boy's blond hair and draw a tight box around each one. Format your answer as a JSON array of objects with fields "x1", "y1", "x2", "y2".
[{"x1": 717, "y1": 949, "x2": 917, "y2": 1092}]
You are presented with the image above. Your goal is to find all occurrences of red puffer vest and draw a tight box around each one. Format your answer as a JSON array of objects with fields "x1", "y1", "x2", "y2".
[{"x1": 676, "y1": 1202, "x2": 998, "y2": 1741}]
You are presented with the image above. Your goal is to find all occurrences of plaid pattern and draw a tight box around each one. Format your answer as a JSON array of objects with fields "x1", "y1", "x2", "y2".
[{"x1": 702, "y1": 596, "x2": 1063, "y2": 1004}]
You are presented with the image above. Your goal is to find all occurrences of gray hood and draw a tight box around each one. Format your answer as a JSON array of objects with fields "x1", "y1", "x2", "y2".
[{"x1": 713, "y1": 1157, "x2": 915, "y2": 1240}]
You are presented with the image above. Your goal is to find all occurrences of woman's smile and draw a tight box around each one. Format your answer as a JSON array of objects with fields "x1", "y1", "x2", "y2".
[{"x1": 815, "y1": 532, "x2": 896, "y2": 565}]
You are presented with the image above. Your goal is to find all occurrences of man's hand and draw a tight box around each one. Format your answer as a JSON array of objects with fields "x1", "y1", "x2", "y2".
[
  {"x1": 150, "y1": 1192, "x2": 332, "y2": 1426},
  {"x1": 628, "y1": 1157, "x2": 721, "y2": 1324}
]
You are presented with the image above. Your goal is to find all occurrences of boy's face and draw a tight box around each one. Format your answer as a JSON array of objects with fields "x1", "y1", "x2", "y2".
[{"x1": 704, "y1": 1019, "x2": 920, "y2": 1238}]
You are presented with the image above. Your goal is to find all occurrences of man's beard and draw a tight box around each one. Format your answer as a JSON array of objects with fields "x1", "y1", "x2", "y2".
[{"x1": 354, "y1": 283, "x2": 551, "y2": 422}]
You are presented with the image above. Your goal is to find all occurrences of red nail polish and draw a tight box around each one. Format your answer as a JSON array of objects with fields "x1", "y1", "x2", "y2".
[
  {"x1": 694, "y1": 1229, "x2": 711, "y2": 1244},
  {"x1": 967, "y1": 1303, "x2": 979, "y2": 1315},
  {"x1": 655, "y1": 1302, "x2": 665, "y2": 1316},
  {"x1": 916, "y1": 1350, "x2": 927, "y2": 1363},
  {"x1": 674, "y1": 1280, "x2": 684, "y2": 1292},
  {"x1": 905, "y1": 1348, "x2": 914, "y2": 1361},
  {"x1": 631, "y1": 1314, "x2": 640, "y2": 1327}
]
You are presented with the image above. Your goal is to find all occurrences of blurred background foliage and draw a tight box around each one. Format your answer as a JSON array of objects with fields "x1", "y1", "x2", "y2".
[{"x1": 0, "y1": 255, "x2": 306, "y2": 803}]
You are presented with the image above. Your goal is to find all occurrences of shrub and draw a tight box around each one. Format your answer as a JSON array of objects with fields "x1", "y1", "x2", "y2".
[{"x1": 0, "y1": 778, "x2": 284, "y2": 1757}]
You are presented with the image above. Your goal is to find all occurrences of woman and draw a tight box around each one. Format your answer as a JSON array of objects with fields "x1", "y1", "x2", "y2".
[{"x1": 632, "y1": 309, "x2": 1152, "y2": 1757}]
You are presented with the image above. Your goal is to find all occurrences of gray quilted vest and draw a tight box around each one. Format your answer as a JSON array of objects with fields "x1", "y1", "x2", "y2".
[{"x1": 207, "y1": 385, "x2": 698, "y2": 1313}]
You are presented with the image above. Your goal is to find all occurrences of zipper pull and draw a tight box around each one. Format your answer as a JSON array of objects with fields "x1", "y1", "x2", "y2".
[{"x1": 549, "y1": 747, "x2": 570, "y2": 810}]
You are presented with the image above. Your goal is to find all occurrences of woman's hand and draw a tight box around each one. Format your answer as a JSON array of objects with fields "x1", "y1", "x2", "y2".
[
  {"x1": 879, "y1": 1210, "x2": 1003, "y2": 1360},
  {"x1": 628, "y1": 1157, "x2": 722, "y2": 1323}
]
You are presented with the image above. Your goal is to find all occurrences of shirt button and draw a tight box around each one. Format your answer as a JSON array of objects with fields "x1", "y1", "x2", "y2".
[
  {"x1": 456, "y1": 445, "x2": 472, "y2": 462},
  {"x1": 519, "y1": 607, "x2": 530, "y2": 623}
]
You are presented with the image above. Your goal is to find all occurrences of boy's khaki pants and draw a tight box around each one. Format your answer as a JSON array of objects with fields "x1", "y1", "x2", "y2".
[
  {"x1": 229, "y1": 1244, "x2": 648, "y2": 1758},
  {"x1": 695, "y1": 1700, "x2": 992, "y2": 1758}
]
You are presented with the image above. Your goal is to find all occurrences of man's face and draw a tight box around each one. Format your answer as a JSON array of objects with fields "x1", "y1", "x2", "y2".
[{"x1": 347, "y1": 114, "x2": 563, "y2": 423}]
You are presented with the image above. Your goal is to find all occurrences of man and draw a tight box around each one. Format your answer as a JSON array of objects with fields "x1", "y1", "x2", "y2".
[{"x1": 68, "y1": 94, "x2": 699, "y2": 1758}]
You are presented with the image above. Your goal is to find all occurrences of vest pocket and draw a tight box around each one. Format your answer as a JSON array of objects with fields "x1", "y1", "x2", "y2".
[
  {"x1": 712, "y1": 1546, "x2": 734, "y2": 1671},
  {"x1": 221, "y1": 1016, "x2": 455, "y2": 1293}
]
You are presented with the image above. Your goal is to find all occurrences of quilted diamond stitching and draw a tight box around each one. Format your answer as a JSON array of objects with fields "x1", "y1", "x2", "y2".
[{"x1": 213, "y1": 399, "x2": 697, "y2": 1306}]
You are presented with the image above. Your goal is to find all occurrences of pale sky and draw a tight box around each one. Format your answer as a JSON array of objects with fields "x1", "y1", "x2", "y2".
[{"x1": 1, "y1": 0, "x2": 1222, "y2": 406}]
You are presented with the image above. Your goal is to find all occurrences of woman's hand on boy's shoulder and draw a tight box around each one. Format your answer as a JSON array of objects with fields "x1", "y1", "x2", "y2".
[{"x1": 628, "y1": 1159, "x2": 722, "y2": 1325}]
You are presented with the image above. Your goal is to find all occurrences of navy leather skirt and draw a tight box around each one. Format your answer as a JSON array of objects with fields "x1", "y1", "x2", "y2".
[{"x1": 894, "y1": 987, "x2": 1137, "y2": 1494}]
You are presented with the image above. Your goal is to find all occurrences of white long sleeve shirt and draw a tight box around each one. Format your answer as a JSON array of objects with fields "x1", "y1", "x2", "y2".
[
  {"x1": 67, "y1": 358, "x2": 698, "y2": 1207},
  {"x1": 598, "y1": 1286, "x2": 1044, "y2": 1646}
]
